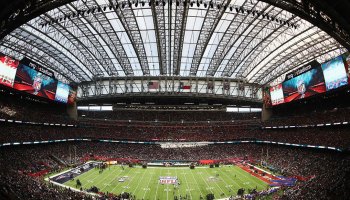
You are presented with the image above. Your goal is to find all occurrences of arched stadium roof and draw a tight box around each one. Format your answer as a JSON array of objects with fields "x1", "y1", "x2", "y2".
[{"x1": 0, "y1": 0, "x2": 348, "y2": 85}]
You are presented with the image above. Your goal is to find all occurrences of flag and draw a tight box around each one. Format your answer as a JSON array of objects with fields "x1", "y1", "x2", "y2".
[
  {"x1": 148, "y1": 81, "x2": 159, "y2": 91},
  {"x1": 179, "y1": 82, "x2": 191, "y2": 91}
]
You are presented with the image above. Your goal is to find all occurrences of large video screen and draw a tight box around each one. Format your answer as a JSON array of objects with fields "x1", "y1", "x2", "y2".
[
  {"x1": 270, "y1": 84, "x2": 284, "y2": 106},
  {"x1": 321, "y1": 55, "x2": 348, "y2": 91},
  {"x1": 0, "y1": 55, "x2": 19, "y2": 88},
  {"x1": 13, "y1": 64, "x2": 57, "y2": 100},
  {"x1": 55, "y1": 81, "x2": 70, "y2": 103},
  {"x1": 282, "y1": 67, "x2": 326, "y2": 103}
]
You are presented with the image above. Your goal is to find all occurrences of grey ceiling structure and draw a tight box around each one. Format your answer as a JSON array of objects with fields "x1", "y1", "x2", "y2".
[{"x1": 0, "y1": 0, "x2": 347, "y2": 86}]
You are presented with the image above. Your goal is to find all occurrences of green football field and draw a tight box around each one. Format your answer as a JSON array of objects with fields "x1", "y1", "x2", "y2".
[{"x1": 64, "y1": 165, "x2": 269, "y2": 199}]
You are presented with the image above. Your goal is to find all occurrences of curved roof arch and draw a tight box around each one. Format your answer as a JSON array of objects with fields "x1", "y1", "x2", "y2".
[{"x1": 0, "y1": 0, "x2": 347, "y2": 86}]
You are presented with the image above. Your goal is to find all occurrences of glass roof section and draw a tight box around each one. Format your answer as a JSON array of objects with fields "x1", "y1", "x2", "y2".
[{"x1": 0, "y1": 0, "x2": 346, "y2": 85}]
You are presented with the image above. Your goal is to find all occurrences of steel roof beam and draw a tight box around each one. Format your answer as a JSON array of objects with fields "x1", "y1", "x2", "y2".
[
  {"x1": 257, "y1": 36, "x2": 341, "y2": 84},
  {"x1": 151, "y1": 0, "x2": 167, "y2": 75},
  {"x1": 189, "y1": 0, "x2": 231, "y2": 76},
  {"x1": 221, "y1": 6, "x2": 286, "y2": 78},
  {"x1": 41, "y1": 14, "x2": 104, "y2": 77},
  {"x1": 58, "y1": 4, "x2": 115, "y2": 76},
  {"x1": 90, "y1": 0, "x2": 134, "y2": 75},
  {"x1": 252, "y1": 31, "x2": 329, "y2": 83},
  {"x1": 234, "y1": 16, "x2": 298, "y2": 78},
  {"x1": 262, "y1": 47, "x2": 346, "y2": 85},
  {"x1": 205, "y1": 1, "x2": 256, "y2": 76},
  {"x1": 11, "y1": 27, "x2": 87, "y2": 81},
  {"x1": 173, "y1": 1, "x2": 189, "y2": 75},
  {"x1": 0, "y1": 38, "x2": 76, "y2": 83},
  {"x1": 108, "y1": 0, "x2": 150, "y2": 75},
  {"x1": 242, "y1": 20, "x2": 309, "y2": 80},
  {"x1": 27, "y1": 18, "x2": 94, "y2": 80}
]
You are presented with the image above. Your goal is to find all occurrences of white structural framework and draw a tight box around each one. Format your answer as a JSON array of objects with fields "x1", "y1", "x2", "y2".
[{"x1": 0, "y1": 0, "x2": 347, "y2": 97}]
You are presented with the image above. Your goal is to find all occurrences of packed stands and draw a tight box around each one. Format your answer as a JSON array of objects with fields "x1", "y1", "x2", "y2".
[
  {"x1": 0, "y1": 142, "x2": 349, "y2": 199},
  {"x1": 79, "y1": 109, "x2": 260, "y2": 122},
  {"x1": 2, "y1": 121, "x2": 350, "y2": 149}
]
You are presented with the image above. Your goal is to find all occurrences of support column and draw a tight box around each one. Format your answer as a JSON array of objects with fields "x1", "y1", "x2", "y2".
[
  {"x1": 67, "y1": 102, "x2": 78, "y2": 120},
  {"x1": 261, "y1": 103, "x2": 273, "y2": 122}
]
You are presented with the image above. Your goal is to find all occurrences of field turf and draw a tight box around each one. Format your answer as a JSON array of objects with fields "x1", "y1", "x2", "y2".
[{"x1": 64, "y1": 165, "x2": 269, "y2": 199}]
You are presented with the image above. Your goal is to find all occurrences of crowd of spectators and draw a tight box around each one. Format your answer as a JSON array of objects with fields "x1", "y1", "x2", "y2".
[
  {"x1": 1, "y1": 88, "x2": 350, "y2": 199},
  {"x1": 79, "y1": 110, "x2": 260, "y2": 122},
  {"x1": 1, "y1": 122, "x2": 350, "y2": 148},
  {"x1": 0, "y1": 142, "x2": 349, "y2": 199},
  {"x1": 263, "y1": 107, "x2": 350, "y2": 127}
]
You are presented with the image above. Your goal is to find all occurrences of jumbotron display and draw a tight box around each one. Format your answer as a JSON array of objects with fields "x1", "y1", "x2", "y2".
[
  {"x1": 270, "y1": 53, "x2": 349, "y2": 106},
  {"x1": 0, "y1": 53, "x2": 75, "y2": 104}
]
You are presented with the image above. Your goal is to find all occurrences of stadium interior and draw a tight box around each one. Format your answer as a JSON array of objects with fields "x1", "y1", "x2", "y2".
[{"x1": 0, "y1": 0, "x2": 350, "y2": 199}]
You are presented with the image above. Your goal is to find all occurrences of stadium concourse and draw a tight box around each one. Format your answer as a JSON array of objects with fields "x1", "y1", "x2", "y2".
[{"x1": 1, "y1": 0, "x2": 350, "y2": 199}]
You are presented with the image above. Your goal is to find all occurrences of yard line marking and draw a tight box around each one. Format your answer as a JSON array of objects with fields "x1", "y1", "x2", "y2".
[
  {"x1": 197, "y1": 167, "x2": 215, "y2": 194},
  {"x1": 189, "y1": 168, "x2": 205, "y2": 197},
  {"x1": 180, "y1": 168, "x2": 193, "y2": 200},
  {"x1": 131, "y1": 166, "x2": 148, "y2": 195},
  {"x1": 154, "y1": 168, "x2": 162, "y2": 200},
  {"x1": 109, "y1": 166, "x2": 134, "y2": 194},
  {"x1": 233, "y1": 166, "x2": 266, "y2": 189},
  {"x1": 167, "y1": 168, "x2": 170, "y2": 200},
  {"x1": 204, "y1": 168, "x2": 226, "y2": 196},
  {"x1": 174, "y1": 167, "x2": 180, "y2": 199},
  {"x1": 219, "y1": 166, "x2": 242, "y2": 189},
  {"x1": 142, "y1": 168, "x2": 156, "y2": 199},
  {"x1": 99, "y1": 166, "x2": 125, "y2": 192},
  {"x1": 91, "y1": 166, "x2": 119, "y2": 188}
]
